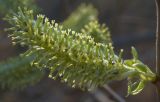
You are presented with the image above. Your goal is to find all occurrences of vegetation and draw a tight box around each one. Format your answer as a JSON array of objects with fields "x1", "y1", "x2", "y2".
[{"x1": 0, "y1": 0, "x2": 158, "y2": 97}]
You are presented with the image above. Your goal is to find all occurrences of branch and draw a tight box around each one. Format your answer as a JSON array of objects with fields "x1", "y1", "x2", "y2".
[
  {"x1": 156, "y1": 0, "x2": 160, "y2": 76},
  {"x1": 91, "y1": 85, "x2": 125, "y2": 102},
  {"x1": 154, "y1": 0, "x2": 160, "y2": 100},
  {"x1": 103, "y1": 85, "x2": 125, "y2": 102}
]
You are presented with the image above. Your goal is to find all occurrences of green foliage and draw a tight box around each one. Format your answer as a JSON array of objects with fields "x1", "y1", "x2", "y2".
[
  {"x1": 6, "y1": 7, "x2": 125, "y2": 89},
  {"x1": 0, "y1": 0, "x2": 42, "y2": 90},
  {"x1": 0, "y1": 54, "x2": 44, "y2": 90},
  {"x1": 125, "y1": 47, "x2": 156, "y2": 95},
  {"x1": 0, "y1": 0, "x2": 38, "y2": 15},
  {"x1": 5, "y1": 7, "x2": 156, "y2": 95},
  {"x1": 63, "y1": 4, "x2": 111, "y2": 44},
  {"x1": 63, "y1": 4, "x2": 98, "y2": 32},
  {"x1": 0, "y1": 0, "x2": 157, "y2": 96},
  {"x1": 81, "y1": 20, "x2": 112, "y2": 44},
  {"x1": 0, "y1": 2, "x2": 104, "y2": 90}
]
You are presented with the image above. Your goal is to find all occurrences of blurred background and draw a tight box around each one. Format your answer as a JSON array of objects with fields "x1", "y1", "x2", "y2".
[{"x1": 0, "y1": 0, "x2": 157, "y2": 102}]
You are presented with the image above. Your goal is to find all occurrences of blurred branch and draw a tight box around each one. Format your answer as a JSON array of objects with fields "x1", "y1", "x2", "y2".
[
  {"x1": 91, "y1": 85, "x2": 126, "y2": 102},
  {"x1": 155, "y1": 0, "x2": 160, "y2": 76},
  {"x1": 103, "y1": 85, "x2": 125, "y2": 102},
  {"x1": 154, "y1": 0, "x2": 160, "y2": 100},
  {"x1": 91, "y1": 89, "x2": 114, "y2": 102}
]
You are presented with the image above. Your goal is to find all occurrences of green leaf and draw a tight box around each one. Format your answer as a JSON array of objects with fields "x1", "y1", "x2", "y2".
[
  {"x1": 131, "y1": 46, "x2": 138, "y2": 60},
  {"x1": 131, "y1": 80, "x2": 145, "y2": 95},
  {"x1": 127, "y1": 80, "x2": 145, "y2": 96},
  {"x1": 132, "y1": 63, "x2": 148, "y2": 73},
  {"x1": 118, "y1": 49, "x2": 123, "y2": 62}
]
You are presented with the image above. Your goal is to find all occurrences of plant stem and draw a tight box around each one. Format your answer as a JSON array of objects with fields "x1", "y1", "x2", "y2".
[
  {"x1": 103, "y1": 85, "x2": 125, "y2": 102},
  {"x1": 152, "y1": 75, "x2": 160, "y2": 102},
  {"x1": 155, "y1": 0, "x2": 160, "y2": 75},
  {"x1": 155, "y1": 0, "x2": 160, "y2": 99}
]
